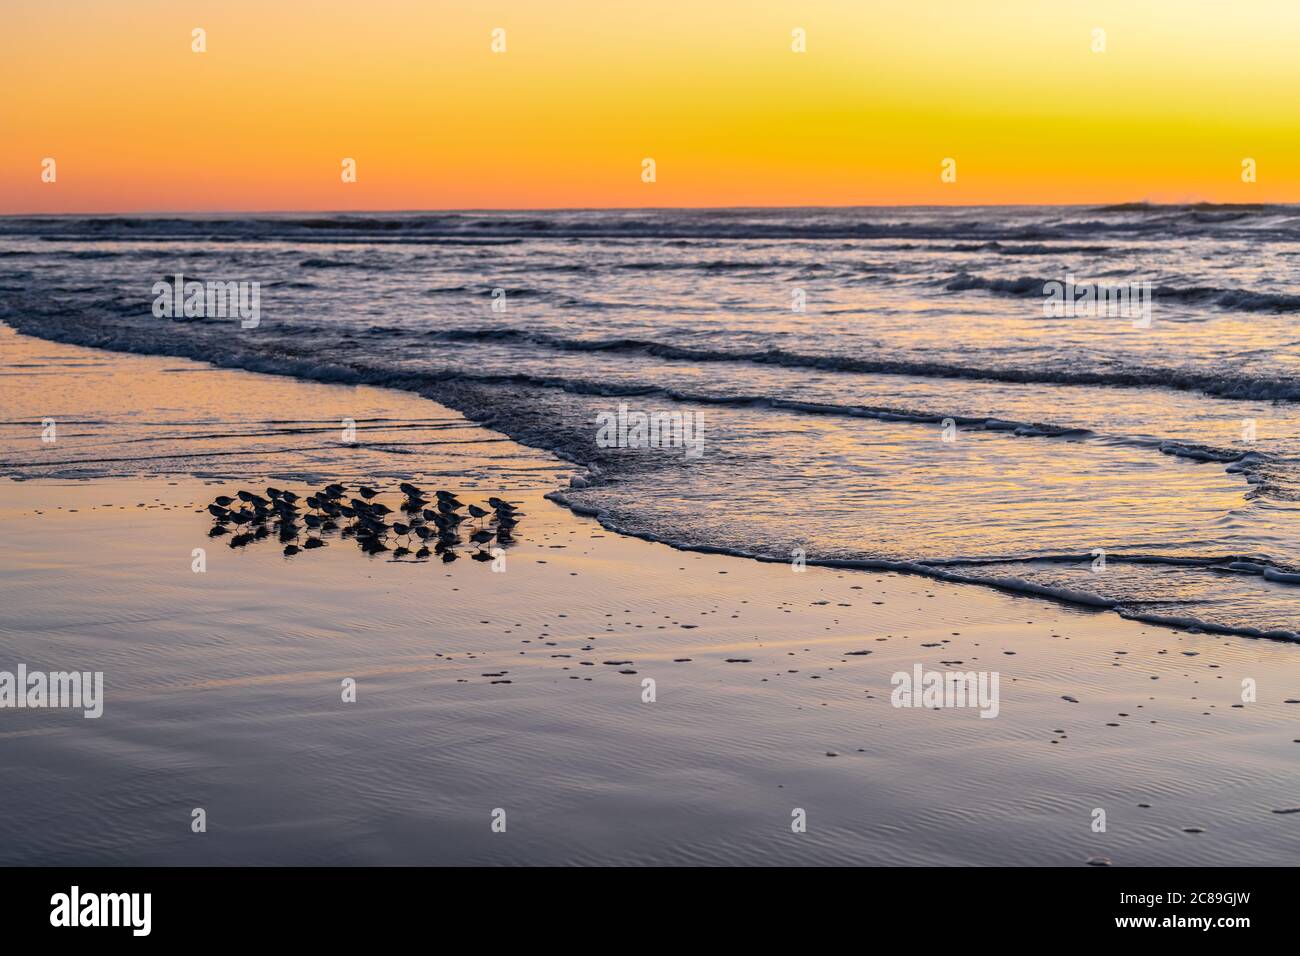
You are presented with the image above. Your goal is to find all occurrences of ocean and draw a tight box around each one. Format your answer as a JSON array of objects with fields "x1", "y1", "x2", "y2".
[{"x1": 2, "y1": 205, "x2": 1298, "y2": 640}]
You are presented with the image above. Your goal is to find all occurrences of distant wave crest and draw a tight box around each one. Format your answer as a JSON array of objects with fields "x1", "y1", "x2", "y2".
[{"x1": 944, "y1": 271, "x2": 1300, "y2": 313}]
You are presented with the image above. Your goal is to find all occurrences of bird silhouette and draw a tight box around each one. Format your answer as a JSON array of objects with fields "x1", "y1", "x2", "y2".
[{"x1": 204, "y1": 482, "x2": 522, "y2": 565}]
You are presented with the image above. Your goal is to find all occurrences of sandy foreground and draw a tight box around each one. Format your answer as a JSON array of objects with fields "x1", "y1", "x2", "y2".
[{"x1": 0, "y1": 330, "x2": 1296, "y2": 865}]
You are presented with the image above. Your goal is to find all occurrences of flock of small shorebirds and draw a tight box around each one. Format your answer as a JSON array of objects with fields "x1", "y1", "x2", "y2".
[{"x1": 204, "y1": 482, "x2": 522, "y2": 561}]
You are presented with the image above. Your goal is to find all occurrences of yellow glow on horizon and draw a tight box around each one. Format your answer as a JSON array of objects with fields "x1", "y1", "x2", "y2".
[{"x1": 2, "y1": 0, "x2": 1297, "y2": 212}]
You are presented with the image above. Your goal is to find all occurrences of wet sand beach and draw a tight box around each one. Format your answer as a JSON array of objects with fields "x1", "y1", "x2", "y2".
[{"x1": 1, "y1": 329, "x2": 1295, "y2": 865}]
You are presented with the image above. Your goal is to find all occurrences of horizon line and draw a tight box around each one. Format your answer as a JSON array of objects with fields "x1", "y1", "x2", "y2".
[{"x1": 1, "y1": 200, "x2": 1292, "y2": 218}]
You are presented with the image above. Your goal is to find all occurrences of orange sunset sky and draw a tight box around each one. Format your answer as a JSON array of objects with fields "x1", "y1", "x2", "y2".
[{"x1": 2, "y1": 0, "x2": 1297, "y2": 212}]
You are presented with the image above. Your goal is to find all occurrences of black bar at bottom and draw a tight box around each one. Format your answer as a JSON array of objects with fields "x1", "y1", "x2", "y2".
[{"x1": 0, "y1": 866, "x2": 1288, "y2": 942}]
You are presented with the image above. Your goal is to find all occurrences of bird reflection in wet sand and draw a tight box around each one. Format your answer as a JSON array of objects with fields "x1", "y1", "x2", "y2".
[{"x1": 202, "y1": 482, "x2": 524, "y2": 562}]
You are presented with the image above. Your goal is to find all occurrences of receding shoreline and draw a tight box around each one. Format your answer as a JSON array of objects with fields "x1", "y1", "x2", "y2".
[{"x1": 1, "y1": 332, "x2": 1296, "y2": 866}]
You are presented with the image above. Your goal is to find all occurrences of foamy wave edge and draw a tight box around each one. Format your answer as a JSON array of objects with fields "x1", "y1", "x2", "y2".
[{"x1": 547, "y1": 490, "x2": 1300, "y2": 644}]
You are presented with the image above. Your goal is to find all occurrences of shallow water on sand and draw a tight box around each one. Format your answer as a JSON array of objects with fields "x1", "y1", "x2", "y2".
[
  {"x1": 0, "y1": 337, "x2": 1296, "y2": 866},
  {"x1": 3, "y1": 207, "x2": 1299, "y2": 637}
]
